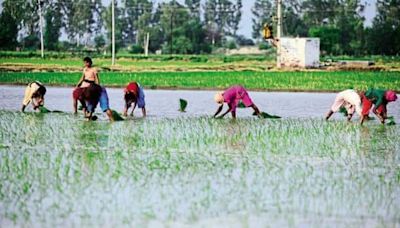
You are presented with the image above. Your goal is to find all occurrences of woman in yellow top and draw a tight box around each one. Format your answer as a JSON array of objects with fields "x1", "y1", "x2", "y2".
[
  {"x1": 72, "y1": 57, "x2": 100, "y2": 114},
  {"x1": 21, "y1": 81, "x2": 46, "y2": 112}
]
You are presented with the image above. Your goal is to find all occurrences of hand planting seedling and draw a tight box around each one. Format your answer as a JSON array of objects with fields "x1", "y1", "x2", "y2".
[
  {"x1": 39, "y1": 106, "x2": 51, "y2": 113},
  {"x1": 111, "y1": 110, "x2": 124, "y2": 121},
  {"x1": 179, "y1": 99, "x2": 188, "y2": 112},
  {"x1": 39, "y1": 106, "x2": 64, "y2": 113},
  {"x1": 253, "y1": 111, "x2": 281, "y2": 119},
  {"x1": 387, "y1": 116, "x2": 396, "y2": 125},
  {"x1": 338, "y1": 107, "x2": 348, "y2": 117},
  {"x1": 237, "y1": 101, "x2": 246, "y2": 108}
]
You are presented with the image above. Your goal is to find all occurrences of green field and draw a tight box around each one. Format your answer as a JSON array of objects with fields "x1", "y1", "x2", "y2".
[
  {"x1": 1, "y1": 53, "x2": 400, "y2": 72},
  {"x1": 0, "y1": 54, "x2": 274, "y2": 72},
  {"x1": 0, "y1": 71, "x2": 399, "y2": 92},
  {"x1": 0, "y1": 111, "x2": 399, "y2": 226}
]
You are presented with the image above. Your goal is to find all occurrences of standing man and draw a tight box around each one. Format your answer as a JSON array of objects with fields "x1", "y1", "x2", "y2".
[{"x1": 73, "y1": 57, "x2": 100, "y2": 114}]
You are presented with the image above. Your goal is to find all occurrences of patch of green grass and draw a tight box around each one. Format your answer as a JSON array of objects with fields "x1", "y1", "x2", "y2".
[{"x1": 0, "y1": 71, "x2": 399, "y2": 91}]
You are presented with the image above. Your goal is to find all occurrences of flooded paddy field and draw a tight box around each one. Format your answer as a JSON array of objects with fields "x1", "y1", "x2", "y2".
[
  {"x1": 0, "y1": 86, "x2": 399, "y2": 227},
  {"x1": 0, "y1": 85, "x2": 399, "y2": 119}
]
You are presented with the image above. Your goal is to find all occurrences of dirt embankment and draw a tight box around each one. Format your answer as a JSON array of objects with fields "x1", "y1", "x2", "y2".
[{"x1": 0, "y1": 61, "x2": 399, "y2": 72}]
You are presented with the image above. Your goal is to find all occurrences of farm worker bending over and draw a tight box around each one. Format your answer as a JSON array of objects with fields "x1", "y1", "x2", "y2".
[
  {"x1": 73, "y1": 57, "x2": 100, "y2": 114},
  {"x1": 213, "y1": 85, "x2": 261, "y2": 119},
  {"x1": 82, "y1": 84, "x2": 114, "y2": 121},
  {"x1": 360, "y1": 88, "x2": 397, "y2": 125},
  {"x1": 325, "y1": 89, "x2": 362, "y2": 122},
  {"x1": 123, "y1": 82, "x2": 146, "y2": 117},
  {"x1": 21, "y1": 81, "x2": 47, "y2": 112}
]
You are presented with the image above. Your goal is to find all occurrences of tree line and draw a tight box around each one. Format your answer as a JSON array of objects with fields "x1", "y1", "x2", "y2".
[{"x1": 0, "y1": 0, "x2": 399, "y2": 55}]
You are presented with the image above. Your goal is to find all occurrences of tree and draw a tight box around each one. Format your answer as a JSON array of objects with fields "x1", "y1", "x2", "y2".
[
  {"x1": 122, "y1": 0, "x2": 153, "y2": 46},
  {"x1": 309, "y1": 26, "x2": 340, "y2": 54},
  {"x1": 366, "y1": 0, "x2": 400, "y2": 55},
  {"x1": 302, "y1": 0, "x2": 338, "y2": 26},
  {"x1": 0, "y1": 10, "x2": 19, "y2": 49},
  {"x1": 204, "y1": 0, "x2": 241, "y2": 46},
  {"x1": 44, "y1": 1, "x2": 63, "y2": 50},
  {"x1": 103, "y1": 1, "x2": 124, "y2": 52},
  {"x1": 302, "y1": 0, "x2": 365, "y2": 55},
  {"x1": 185, "y1": 0, "x2": 201, "y2": 18},
  {"x1": 282, "y1": 4, "x2": 308, "y2": 37},
  {"x1": 23, "y1": 1, "x2": 40, "y2": 38},
  {"x1": 334, "y1": 0, "x2": 365, "y2": 55},
  {"x1": 229, "y1": 0, "x2": 242, "y2": 37},
  {"x1": 0, "y1": 0, "x2": 28, "y2": 49},
  {"x1": 94, "y1": 35, "x2": 106, "y2": 52},
  {"x1": 251, "y1": 0, "x2": 273, "y2": 40},
  {"x1": 159, "y1": 1, "x2": 191, "y2": 54},
  {"x1": 62, "y1": 0, "x2": 103, "y2": 46}
]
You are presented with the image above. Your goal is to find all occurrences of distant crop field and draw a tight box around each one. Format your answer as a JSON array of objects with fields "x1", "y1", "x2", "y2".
[
  {"x1": 0, "y1": 71, "x2": 399, "y2": 92},
  {"x1": 1, "y1": 53, "x2": 400, "y2": 72}
]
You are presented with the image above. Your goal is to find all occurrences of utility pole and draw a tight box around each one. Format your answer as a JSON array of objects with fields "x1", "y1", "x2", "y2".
[
  {"x1": 170, "y1": 9, "x2": 174, "y2": 55},
  {"x1": 276, "y1": 0, "x2": 282, "y2": 68},
  {"x1": 38, "y1": 0, "x2": 44, "y2": 58},
  {"x1": 111, "y1": 0, "x2": 116, "y2": 66},
  {"x1": 144, "y1": 33, "x2": 149, "y2": 56}
]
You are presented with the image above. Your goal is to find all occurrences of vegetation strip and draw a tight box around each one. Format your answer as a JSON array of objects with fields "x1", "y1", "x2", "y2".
[{"x1": 0, "y1": 71, "x2": 399, "y2": 92}]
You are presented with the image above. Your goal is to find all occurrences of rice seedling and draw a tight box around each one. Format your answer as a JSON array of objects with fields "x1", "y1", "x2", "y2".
[
  {"x1": 111, "y1": 110, "x2": 124, "y2": 121},
  {"x1": 179, "y1": 99, "x2": 188, "y2": 112},
  {"x1": 387, "y1": 116, "x2": 396, "y2": 125},
  {"x1": 0, "y1": 111, "x2": 399, "y2": 226}
]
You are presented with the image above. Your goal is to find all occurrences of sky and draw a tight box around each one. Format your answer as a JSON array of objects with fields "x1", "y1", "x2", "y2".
[{"x1": 0, "y1": 0, "x2": 377, "y2": 38}]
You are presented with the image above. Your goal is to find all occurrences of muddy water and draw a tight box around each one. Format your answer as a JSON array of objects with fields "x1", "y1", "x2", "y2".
[{"x1": 1, "y1": 85, "x2": 399, "y2": 120}]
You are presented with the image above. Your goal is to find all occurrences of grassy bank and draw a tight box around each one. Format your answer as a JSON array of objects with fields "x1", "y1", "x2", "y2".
[{"x1": 0, "y1": 71, "x2": 399, "y2": 91}]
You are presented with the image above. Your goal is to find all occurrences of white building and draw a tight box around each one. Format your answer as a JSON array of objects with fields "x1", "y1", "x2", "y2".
[{"x1": 279, "y1": 38, "x2": 320, "y2": 68}]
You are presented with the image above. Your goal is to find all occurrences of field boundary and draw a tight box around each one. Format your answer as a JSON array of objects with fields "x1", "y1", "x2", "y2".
[{"x1": 1, "y1": 82, "x2": 399, "y2": 93}]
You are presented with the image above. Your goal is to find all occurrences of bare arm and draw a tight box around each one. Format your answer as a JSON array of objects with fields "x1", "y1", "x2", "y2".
[
  {"x1": 94, "y1": 71, "x2": 100, "y2": 84},
  {"x1": 123, "y1": 100, "x2": 130, "y2": 117},
  {"x1": 213, "y1": 105, "x2": 224, "y2": 118},
  {"x1": 219, "y1": 105, "x2": 233, "y2": 118},
  {"x1": 130, "y1": 102, "x2": 137, "y2": 116},
  {"x1": 360, "y1": 115, "x2": 367, "y2": 125},
  {"x1": 76, "y1": 74, "x2": 84, "y2": 87},
  {"x1": 231, "y1": 110, "x2": 236, "y2": 119}
]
